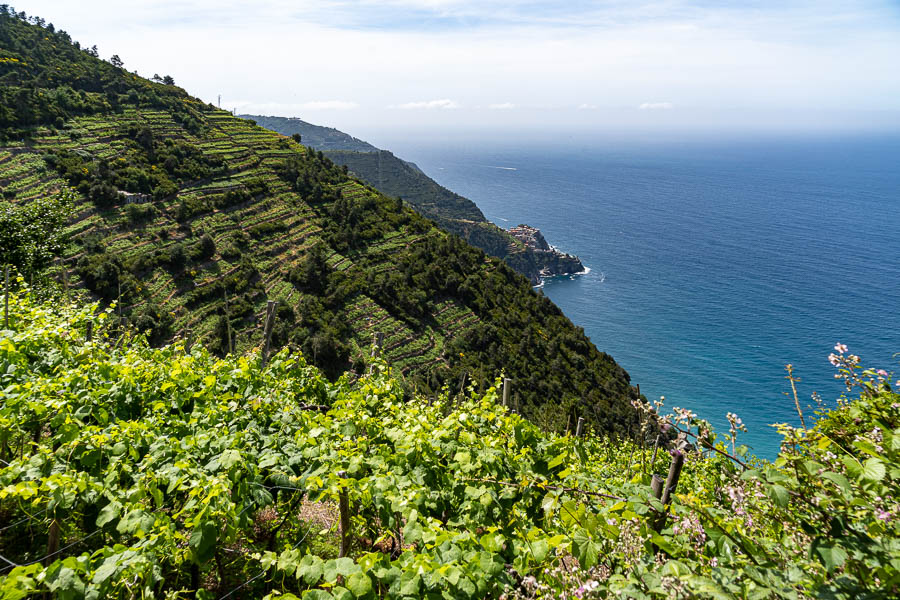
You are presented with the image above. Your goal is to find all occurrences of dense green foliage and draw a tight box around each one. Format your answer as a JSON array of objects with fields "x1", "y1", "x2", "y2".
[
  {"x1": 0, "y1": 12, "x2": 636, "y2": 434},
  {"x1": 0, "y1": 8, "x2": 200, "y2": 142},
  {"x1": 0, "y1": 188, "x2": 72, "y2": 275},
  {"x1": 244, "y1": 116, "x2": 584, "y2": 284},
  {"x1": 1, "y1": 291, "x2": 897, "y2": 599}
]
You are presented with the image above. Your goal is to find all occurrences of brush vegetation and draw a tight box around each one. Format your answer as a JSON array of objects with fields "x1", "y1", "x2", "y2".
[{"x1": 0, "y1": 287, "x2": 897, "y2": 599}]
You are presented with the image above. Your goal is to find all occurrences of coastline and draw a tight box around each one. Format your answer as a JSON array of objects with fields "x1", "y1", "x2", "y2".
[{"x1": 534, "y1": 265, "x2": 592, "y2": 288}]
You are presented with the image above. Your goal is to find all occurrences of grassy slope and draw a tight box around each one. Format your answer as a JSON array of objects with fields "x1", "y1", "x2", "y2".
[{"x1": 0, "y1": 12, "x2": 636, "y2": 434}]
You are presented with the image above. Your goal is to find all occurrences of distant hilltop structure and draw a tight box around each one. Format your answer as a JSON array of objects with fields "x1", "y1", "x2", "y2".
[
  {"x1": 508, "y1": 224, "x2": 552, "y2": 252},
  {"x1": 507, "y1": 224, "x2": 585, "y2": 279}
]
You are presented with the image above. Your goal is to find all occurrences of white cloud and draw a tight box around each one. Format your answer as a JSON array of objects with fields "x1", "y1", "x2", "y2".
[
  {"x1": 22, "y1": 0, "x2": 900, "y2": 132},
  {"x1": 638, "y1": 102, "x2": 674, "y2": 110},
  {"x1": 295, "y1": 100, "x2": 359, "y2": 110},
  {"x1": 392, "y1": 99, "x2": 461, "y2": 110},
  {"x1": 488, "y1": 102, "x2": 516, "y2": 110},
  {"x1": 228, "y1": 100, "x2": 359, "y2": 116}
]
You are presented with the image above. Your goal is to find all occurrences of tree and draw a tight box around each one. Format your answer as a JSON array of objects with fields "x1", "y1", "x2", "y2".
[
  {"x1": 110, "y1": 54, "x2": 123, "y2": 68},
  {"x1": 151, "y1": 74, "x2": 163, "y2": 83},
  {"x1": 162, "y1": 75, "x2": 175, "y2": 85},
  {"x1": 291, "y1": 133, "x2": 302, "y2": 143},
  {"x1": 88, "y1": 45, "x2": 99, "y2": 57}
]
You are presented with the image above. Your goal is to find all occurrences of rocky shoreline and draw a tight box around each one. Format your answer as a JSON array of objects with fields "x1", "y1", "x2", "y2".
[{"x1": 507, "y1": 224, "x2": 586, "y2": 282}]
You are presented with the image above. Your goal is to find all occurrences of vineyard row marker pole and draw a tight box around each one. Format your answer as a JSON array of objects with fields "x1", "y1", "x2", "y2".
[
  {"x1": 372, "y1": 331, "x2": 384, "y2": 357},
  {"x1": 502, "y1": 377, "x2": 511, "y2": 408},
  {"x1": 368, "y1": 332, "x2": 384, "y2": 375},
  {"x1": 261, "y1": 300, "x2": 277, "y2": 368},
  {"x1": 650, "y1": 435, "x2": 661, "y2": 470},
  {"x1": 224, "y1": 289, "x2": 233, "y2": 355},
  {"x1": 4, "y1": 265, "x2": 8, "y2": 329},
  {"x1": 649, "y1": 472, "x2": 665, "y2": 554},
  {"x1": 575, "y1": 416, "x2": 584, "y2": 437},
  {"x1": 651, "y1": 474, "x2": 664, "y2": 500},
  {"x1": 85, "y1": 320, "x2": 93, "y2": 343},
  {"x1": 653, "y1": 450, "x2": 685, "y2": 532},
  {"x1": 45, "y1": 519, "x2": 60, "y2": 567},
  {"x1": 337, "y1": 471, "x2": 352, "y2": 558}
]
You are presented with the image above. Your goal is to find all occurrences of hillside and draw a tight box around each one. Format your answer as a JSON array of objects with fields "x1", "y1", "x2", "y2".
[
  {"x1": 242, "y1": 115, "x2": 584, "y2": 284},
  {"x1": 244, "y1": 114, "x2": 378, "y2": 153},
  {"x1": 0, "y1": 10, "x2": 634, "y2": 434},
  {"x1": 1, "y1": 290, "x2": 896, "y2": 598}
]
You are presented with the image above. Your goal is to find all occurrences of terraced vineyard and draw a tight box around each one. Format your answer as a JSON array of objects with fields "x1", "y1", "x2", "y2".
[
  {"x1": 243, "y1": 116, "x2": 586, "y2": 284},
  {"x1": 0, "y1": 11, "x2": 638, "y2": 433}
]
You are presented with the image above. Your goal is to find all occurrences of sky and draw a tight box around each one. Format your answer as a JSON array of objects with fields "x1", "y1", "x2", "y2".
[{"x1": 15, "y1": 1, "x2": 900, "y2": 137}]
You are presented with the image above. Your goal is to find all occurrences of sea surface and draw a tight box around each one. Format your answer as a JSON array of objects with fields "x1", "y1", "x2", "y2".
[{"x1": 370, "y1": 131, "x2": 900, "y2": 458}]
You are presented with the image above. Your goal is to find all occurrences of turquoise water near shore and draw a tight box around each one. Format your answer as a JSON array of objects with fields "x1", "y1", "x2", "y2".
[{"x1": 371, "y1": 131, "x2": 900, "y2": 457}]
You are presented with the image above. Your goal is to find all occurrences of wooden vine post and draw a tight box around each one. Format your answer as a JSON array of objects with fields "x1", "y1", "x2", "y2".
[
  {"x1": 502, "y1": 378, "x2": 511, "y2": 408},
  {"x1": 4, "y1": 264, "x2": 8, "y2": 329},
  {"x1": 223, "y1": 289, "x2": 234, "y2": 354},
  {"x1": 372, "y1": 331, "x2": 384, "y2": 357},
  {"x1": 261, "y1": 300, "x2": 278, "y2": 368},
  {"x1": 337, "y1": 471, "x2": 352, "y2": 558},
  {"x1": 45, "y1": 519, "x2": 60, "y2": 566},
  {"x1": 653, "y1": 450, "x2": 685, "y2": 533},
  {"x1": 650, "y1": 434, "x2": 661, "y2": 469},
  {"x1": 575, "y1": 416, "x2": 585, "y2": 438},
  {"x1": 62, "y1": 265, "x2": 69, "y2": 302},
  {"x1": 85, "y1": 321, "x2": 93, "y2": 343}
]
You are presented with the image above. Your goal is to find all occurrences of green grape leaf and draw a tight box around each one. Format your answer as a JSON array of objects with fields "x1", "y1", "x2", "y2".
[
  {"x1": 399, "y1": 573, "x2": 421, "y2": 596},
  {"x1": 815, "y1": 543, "x2": 848, "y2": 573},
  {"x1": 298, "y1": 555, "x2": 324, "y2": 586},
  {"x1": 346, "y1": 572, "x2": 373, "y2": 597},
  {"x1": 530, "y1": 538, "x2": 549, "y2": 563},
  {"x1": 96, "y1": 501, "x2": 121, "y2": 528},
  {"x1": 821, "y1": 472, "x2": 851, "y2": 495},
  {"x1": 861, "y1": 458, "x2": 885, "y2": 481},
  {"x1": 768, "y1": 484, "x2": 789, "y2": 508},
  {"x1": 331, "y1": 587, "x2": 353, "y2": 600},
  {"x1": 189, "y1": 520, "x2": 218, "y2": 565}
]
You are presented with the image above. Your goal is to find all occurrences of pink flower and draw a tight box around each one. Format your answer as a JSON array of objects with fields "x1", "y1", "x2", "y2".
[
  {"x1": 834, "y1": 343, "x2": 848, "y2": 353},
  {"x1": 828, "y1": 353, "x2": 841, "y2": 367}
]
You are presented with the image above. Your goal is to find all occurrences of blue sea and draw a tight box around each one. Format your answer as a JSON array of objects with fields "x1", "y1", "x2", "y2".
[{"x1": 370, "y1": 130, "x2": 900, "y2": 457}]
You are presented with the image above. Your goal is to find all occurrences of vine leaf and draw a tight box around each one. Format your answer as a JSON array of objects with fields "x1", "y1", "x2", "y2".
[
  {"x1": 189, "y1": 520, "x2": 218, "y2": 565},
  {"x1": 861, "y1": 458, "x2": 885, "y2": 482},
  {"x1": 815, "y1": 542, "x2": 848, "y2": 573}
]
